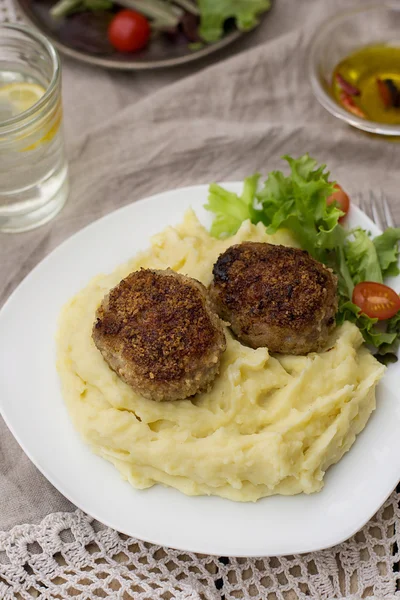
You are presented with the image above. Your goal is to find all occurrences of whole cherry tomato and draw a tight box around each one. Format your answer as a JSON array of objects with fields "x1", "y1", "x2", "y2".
[{"x1": 108, "y1": 10, "x2": 150, "y2": 53}]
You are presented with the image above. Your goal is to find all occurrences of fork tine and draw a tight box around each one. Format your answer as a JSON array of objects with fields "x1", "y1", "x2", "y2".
[
  {"x1": 360, "y1": 192, "x2": 375, "y2": 223},
  {"x1": 370, "y1": 190, "x2": 385, "y2": 230},
  {"x1": 360, "y1": 190, "x2": 396, "y2": 231},
  {"x1": 382, "y1": 193, "x2": 395, "y2": 228},
  {"x1": 359, "y1": 195, "x2": 370, "y2": 219}
]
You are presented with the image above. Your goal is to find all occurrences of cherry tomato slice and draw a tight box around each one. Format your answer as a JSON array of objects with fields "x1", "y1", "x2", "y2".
[
  {"x1": 108, "y1": 10, "x2": 150, "y2": 53},
  {"x1": 326, "y1": 183, "x2": 350, "y2": 221},
  {"x1": 352, "y1": 281, "x2": 400, "y2": 320}
]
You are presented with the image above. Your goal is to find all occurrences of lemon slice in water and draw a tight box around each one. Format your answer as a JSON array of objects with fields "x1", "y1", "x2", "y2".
[
  {"x1": 0, "y1": 82, "x2": 45, "y2": 120},
  {"x1": 0, "y1": 82, "x2": 61, "y2": 150}
]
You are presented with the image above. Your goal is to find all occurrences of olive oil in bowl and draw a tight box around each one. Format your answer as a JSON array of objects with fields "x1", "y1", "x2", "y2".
[{"x1": 332, "y1": 45, "x2": 400, "y2": 124}]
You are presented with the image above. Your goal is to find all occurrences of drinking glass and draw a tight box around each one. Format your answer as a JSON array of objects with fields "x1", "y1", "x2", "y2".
[{"x1": 0, "y1": 23, "x2": 69, "y2": 233}]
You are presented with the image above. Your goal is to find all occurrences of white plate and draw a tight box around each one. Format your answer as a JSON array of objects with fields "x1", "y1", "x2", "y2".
[{"x1": 1, "y1": 184, "x2": 399, "y2": 557}]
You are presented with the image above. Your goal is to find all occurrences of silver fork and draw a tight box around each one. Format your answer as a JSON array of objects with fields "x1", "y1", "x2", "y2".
[{"x1": 359, "y1": 190, "x2": 396, "y2": 230}]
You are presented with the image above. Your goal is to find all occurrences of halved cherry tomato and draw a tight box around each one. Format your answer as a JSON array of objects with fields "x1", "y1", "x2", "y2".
[
  {"x1": 326, "y1": 183, "x2": 350, "y2": 221},
  {"x1": 352, "y1": 281, "x2": 400, "y2": 320},
  {"x1": 108, "y1": 10, "x2": 150, "y2": 53}
]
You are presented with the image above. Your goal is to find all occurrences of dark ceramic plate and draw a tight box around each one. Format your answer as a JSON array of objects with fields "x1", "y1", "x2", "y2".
[{"x1": 15, "y1": 0, "x2": 250, "y2": 70}]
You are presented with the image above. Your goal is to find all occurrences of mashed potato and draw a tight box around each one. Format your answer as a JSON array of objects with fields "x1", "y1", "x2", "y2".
[{"x1": 57, "y1": 211, "x2": 384, "y2": 502}]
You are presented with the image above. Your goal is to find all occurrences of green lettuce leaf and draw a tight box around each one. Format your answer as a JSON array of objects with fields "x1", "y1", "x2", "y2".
[
  {"x1": 330, "y1": 244, "x2": 354, "y2": 298},
  {"x1": 373, "y1": 227, "x2": 400, "y2": 278},
  {"x1": 205, "y1": 174, "x2": 261, "y2": 238},
  {"x1": 388, "y1": 310, "x2": 400, "y2": 332},
  {"x1": 345, "y1": 228, "x2": 383, "y2": 285},
  {"x1": 198, "y1": 0, "x2": 271, "y2": 42},
  {"x1": 337, "y1": 301, "x2": 397, "y2": 347},
  {"x1": 257, "y1": 154, "x2": 343, "y2": 258},
  {"x1": 374, "y1": 311, "x2": 400, "y2": 364}
]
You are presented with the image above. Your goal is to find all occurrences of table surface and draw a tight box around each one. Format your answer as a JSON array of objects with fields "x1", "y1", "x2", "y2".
[{"x1": 1, "y1": 1, "x2": 400, "y2": 598}]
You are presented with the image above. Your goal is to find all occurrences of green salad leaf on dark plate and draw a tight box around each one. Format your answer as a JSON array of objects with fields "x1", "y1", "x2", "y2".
[
  {"x1": 50, "y1": 0, "x2": 272, "y2": 49},
  {"x1": 198, "y1": 0, "x2": 271, "y2": 42}
]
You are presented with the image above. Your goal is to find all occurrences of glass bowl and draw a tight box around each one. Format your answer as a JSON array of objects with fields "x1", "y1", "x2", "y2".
[{"x1": 308, "y1": 3, "x2": 400, "y2": 136}]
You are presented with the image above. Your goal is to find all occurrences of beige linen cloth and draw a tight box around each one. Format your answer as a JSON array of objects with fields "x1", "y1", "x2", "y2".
[{"x1": 1, "y1": 0, "x2": 400, "y2": 598}]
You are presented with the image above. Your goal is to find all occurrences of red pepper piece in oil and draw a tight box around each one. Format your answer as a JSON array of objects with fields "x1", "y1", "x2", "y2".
[
  {"x1": 377, "y1": 78, "x2": 400, "y2": 109},
  {"x1": 377, "y1": 78, "x2": 392, "y2": 108},
  {"x1": 339, "y1": 92, "x2": 366, "y2": 118},
  {"x1": 385, "y1": 79, "x2": 400, "y2": 108},
  {"x1": 335, "y1": 73, "x2": 360, "y2": 96}
]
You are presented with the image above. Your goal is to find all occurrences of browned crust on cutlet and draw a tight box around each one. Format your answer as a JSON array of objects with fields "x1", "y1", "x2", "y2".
[
  {"x1": 210, "y1": 242, "x2": 338, "y2": 354},
  {"x1": 92, "y1": 269, "x2": 226, "y2": 401},
  {"x1": 212, "y1": 243, "x2": 336, "y2": 329}
]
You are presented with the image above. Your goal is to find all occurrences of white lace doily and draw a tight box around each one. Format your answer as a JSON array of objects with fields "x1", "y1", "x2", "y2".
[{"x1": 0, "y1": 489, "x2": 399, "y2": 599}]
